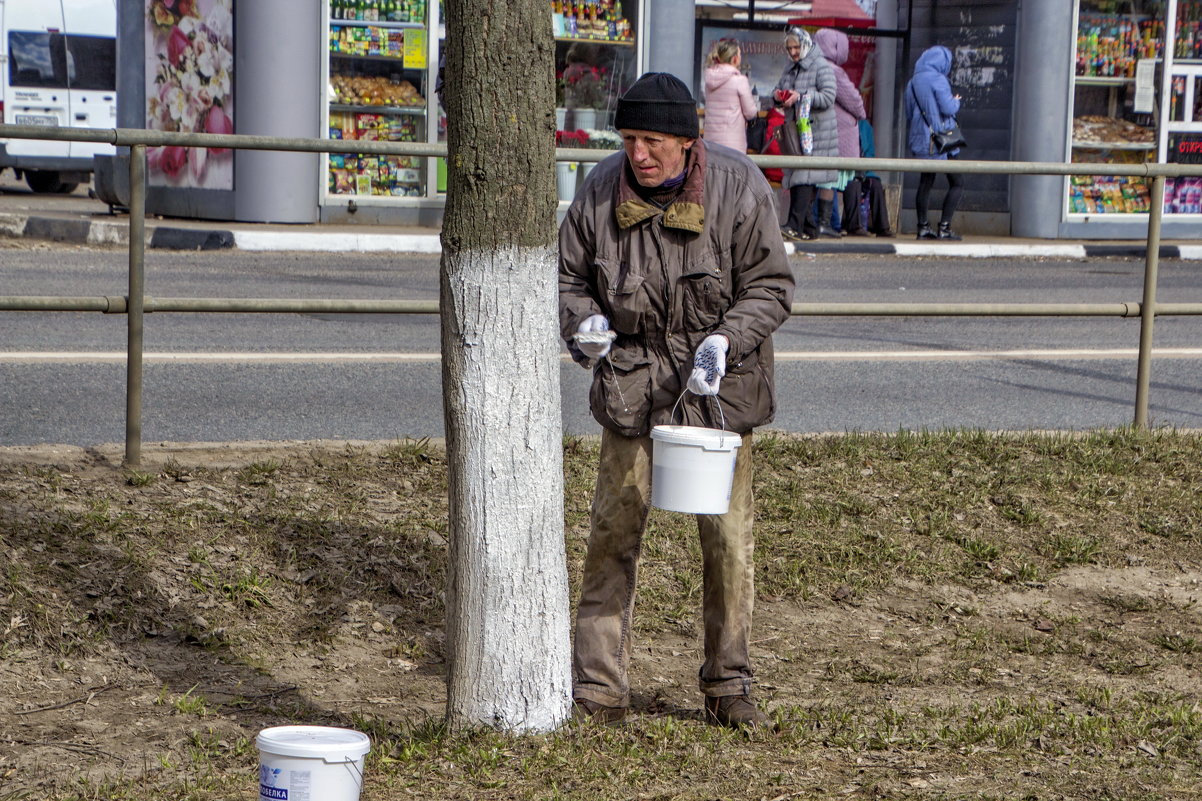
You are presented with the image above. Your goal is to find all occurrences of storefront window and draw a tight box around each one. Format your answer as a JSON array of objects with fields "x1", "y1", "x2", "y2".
[
  {"x1": 326, "y1": 1, "x2": 430, "y2": 199},
  {"x1": 552, "y1": 2, "x2": 639, "y2": 142},
  {"x1": 1070, "y1": 0, "x2": 1202, "y2": 216},
  {"x1": 321, "y1": 1, "x2": 641, "y2": 205}
]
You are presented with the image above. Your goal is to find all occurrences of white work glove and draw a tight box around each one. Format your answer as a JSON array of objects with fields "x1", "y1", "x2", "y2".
[
  {"x1": 574, "y1": 314, "x2": 615, "y2": 359},
  {"x1": 687, "y1": 334, "x2": 729, "y2": 396}
]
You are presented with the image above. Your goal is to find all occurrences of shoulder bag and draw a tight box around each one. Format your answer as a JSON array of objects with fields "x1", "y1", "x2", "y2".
[
  {"x1": 909, "y1": 84, "x2": 966, "y2": 155},
  {"x1": 772, "y1": 101, "x2": 804, "y2": 157},
  {"x1": 746, "y1": 115, "x2": 768, "y2": 153}
]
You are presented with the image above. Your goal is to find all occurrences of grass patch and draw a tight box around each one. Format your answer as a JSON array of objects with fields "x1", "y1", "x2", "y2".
[{"x1": 2, "y1": 429, "x2": 1201, "y2": 800}]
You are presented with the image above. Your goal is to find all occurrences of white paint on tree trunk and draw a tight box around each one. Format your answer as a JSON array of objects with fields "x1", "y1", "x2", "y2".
[{"x1": 442, "y1": 243, "x2": 572, "y2": 732}]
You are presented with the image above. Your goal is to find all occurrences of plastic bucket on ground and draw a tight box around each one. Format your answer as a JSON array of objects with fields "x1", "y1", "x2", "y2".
[
  {"x1": 257, "y1": 725, "x2": 371, "y2": 801},
  {"x1": 649, "y1": 425, "x2": 742, "y2": 515}
]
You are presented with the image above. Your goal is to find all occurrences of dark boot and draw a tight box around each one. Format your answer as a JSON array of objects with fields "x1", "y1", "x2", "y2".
[
  {"x1": 816, "y1": 199, "x2": 840, "y2": 238},
  {"x1": 703, "y1": 694, "x2": 773, "y2": 730},
  {"x1": 916, "y1": 222, "x2": 938, "y2": 240},
  {"x1": 572, "y1": 698, "x2": 627, "y2": 724},
  {"x1": 937, "y1": 221, "x2": 962, "y2": 240}
]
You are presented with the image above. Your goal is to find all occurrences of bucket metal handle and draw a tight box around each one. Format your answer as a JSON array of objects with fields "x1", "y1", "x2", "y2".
[{"x1": 669, "y1": 390, "x2": 728, "y2": 434}]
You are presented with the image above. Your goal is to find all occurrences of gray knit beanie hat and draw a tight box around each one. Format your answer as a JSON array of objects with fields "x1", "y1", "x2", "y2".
[{"x1": 613, "y1": 72, "x2": 699, "y2": 138}]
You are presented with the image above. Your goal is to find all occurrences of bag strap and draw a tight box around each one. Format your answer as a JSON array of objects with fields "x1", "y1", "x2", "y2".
[
  {"x1": 910, "y1": 82, "x2": 955, "y2": 131},
  {"x1": 909, "y1": 83, "x2": 934, "y2": 130}
]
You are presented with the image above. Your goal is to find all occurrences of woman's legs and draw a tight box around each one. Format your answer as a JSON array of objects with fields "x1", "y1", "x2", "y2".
[
  {"x1": 786, "y1": 184, "x2": 816, "y2": 237},
  {"x1": 916, "y1": 172, "x2": 937, "y2": 238},
  {"x1": 940, "y1": 171, "x2": 965, "y2": 226},
  {"x1": 842, "y1": 177, "x2": 864, "y2": 234},
  {"x1": 915, "y1": 172, "x2": 936, "y2": 226}
]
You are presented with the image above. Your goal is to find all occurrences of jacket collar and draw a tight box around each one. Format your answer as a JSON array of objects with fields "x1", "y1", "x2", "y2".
[{"x1": 615, "y1": 139, "x2": 707, "y2": 234}]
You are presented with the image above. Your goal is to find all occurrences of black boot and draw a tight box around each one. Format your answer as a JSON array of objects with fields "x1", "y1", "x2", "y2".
[
  {"x1": 937, "y1": 221, "x2": 962, "y2": 240},
  {"x1": 816, "y1": 199, "x2": 840, "y2": 238},
  {"x1": 916, "y1": 222, "x2": 937, "y2": 240}
]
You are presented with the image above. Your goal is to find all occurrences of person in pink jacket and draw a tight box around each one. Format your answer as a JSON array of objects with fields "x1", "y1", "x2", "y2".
[{"x1": 702, "y1": 39, "x2": 759, "y2": 153}]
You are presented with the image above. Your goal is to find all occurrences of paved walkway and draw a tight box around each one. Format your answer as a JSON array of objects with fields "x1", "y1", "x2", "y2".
[{"x1": 0, "y1": 175, "x2": 1192, "y2": 259}]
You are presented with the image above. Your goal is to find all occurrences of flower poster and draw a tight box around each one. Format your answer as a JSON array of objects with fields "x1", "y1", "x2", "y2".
[{"x1": 144, "y1": 0, "x2": 234, "y2": 190}]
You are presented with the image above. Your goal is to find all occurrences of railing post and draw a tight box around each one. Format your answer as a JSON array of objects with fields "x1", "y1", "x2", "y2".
[
  {"x1": 125, "y1": 145, "x2": 147, "y2": 466},
  {"x1": 1134, "y1": 173, "x2": 1166, "y2": 430}
]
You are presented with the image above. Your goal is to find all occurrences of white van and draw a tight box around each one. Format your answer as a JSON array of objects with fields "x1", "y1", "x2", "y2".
[{"x1": 0, "y1": 0, "x2": 116, "y2": 193}]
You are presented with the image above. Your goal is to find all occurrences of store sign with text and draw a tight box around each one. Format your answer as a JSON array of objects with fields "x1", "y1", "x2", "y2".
[{"x1": 1169, "y1": 133, "x2": 1202, "y2": 164}]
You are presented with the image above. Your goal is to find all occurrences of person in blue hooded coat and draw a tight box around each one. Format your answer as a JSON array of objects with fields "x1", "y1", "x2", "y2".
[{"x1": 903, "y1": 45, "x2": 963, "y2": 240}]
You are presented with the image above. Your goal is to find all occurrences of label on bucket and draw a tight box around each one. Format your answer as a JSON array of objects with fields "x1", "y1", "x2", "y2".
[{"x1": 260, "y1": 766, "x2": 311, "y2": 801}]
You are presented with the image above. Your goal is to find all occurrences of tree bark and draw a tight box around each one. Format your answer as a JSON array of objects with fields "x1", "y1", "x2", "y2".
[{"x1": 440, "y1": 0, "x2": 571, "y2": 732}]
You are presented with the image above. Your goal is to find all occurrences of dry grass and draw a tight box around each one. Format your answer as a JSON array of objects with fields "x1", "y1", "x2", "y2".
[{"x1": 1, "y1": 428, "x2": 1201, "y2": 800}]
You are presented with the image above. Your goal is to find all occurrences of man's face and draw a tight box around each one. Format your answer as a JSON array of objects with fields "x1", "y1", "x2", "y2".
[{"x1": 620, "y1": 129, "x2": 695, "y2": 188}]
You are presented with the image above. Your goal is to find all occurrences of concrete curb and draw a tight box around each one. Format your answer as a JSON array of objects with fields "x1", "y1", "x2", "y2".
[
  {"x1": 0, "y1": 211, "x2": 1194, "y2": 258},
  {"x1": 232, "y1": 230, "x2": 442, "y2": 253},
  {"x1": 150, "y1": 227, "x2": 236, "y2": 250}
]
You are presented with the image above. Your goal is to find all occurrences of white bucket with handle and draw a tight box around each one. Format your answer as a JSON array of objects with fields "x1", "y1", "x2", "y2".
[
  {"x1": 257, "y1": 725, "x2": 370, "y2": 801},
  {"x1": 649, "y1": 396, "x2": 741, "y2": 515}
]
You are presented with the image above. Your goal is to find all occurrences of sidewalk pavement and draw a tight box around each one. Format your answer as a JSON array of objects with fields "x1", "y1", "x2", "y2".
[{"x1": 1, "y1": 176, "x2": 1196, "y2": 259}]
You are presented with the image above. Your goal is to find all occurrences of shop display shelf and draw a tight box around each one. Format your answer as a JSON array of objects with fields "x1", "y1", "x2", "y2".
[
  {"x1": 1074, "y1": 75, "x2": 1136, "y2": 85},
  {"x1": 333, "y1": 19, "x2": 424, "y2": 30},
  {"x1": 330, "y1": 52, "x2": 410, "y2": 63},
  {"x1": 554, "y1": 35, "x2": 633, "y2": 46},
  {"x1": 331, "y1": 103, "x2": 426, "y2": 115},
  {"x1": 1071, "y1": 140, "x2": 1156, "y2": 149}
]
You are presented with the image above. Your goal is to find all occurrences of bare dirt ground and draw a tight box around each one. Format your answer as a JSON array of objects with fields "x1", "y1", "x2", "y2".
[{"x1": 2, "y1": 437, "x2": 1201, "y2": 800}]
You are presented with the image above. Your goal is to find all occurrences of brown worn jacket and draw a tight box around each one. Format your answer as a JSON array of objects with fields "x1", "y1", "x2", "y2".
[{"x1": 559, "y1": 140, "x2": 795, "y2": 436}]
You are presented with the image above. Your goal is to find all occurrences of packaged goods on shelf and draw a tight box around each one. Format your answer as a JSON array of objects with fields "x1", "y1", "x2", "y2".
[
  {"x1": 1072, "y1": 115, "x2": 1155, "y2": 145},
  {"x1": 329, "y1": 153, "x2": 423, "y2": 197},
  {"x1": 1165, "y1": 176, "x2": 1202, "y2": 213},
  {"x1": 330, "y1": 74, "x2": 423, "y2": 106},
  {"x1": 1076, "y1": 3, "x2": 1202, "y2": 76},
  {"x1": 330, "y1": 24, "x2": 405, "y2": 57},
  {"x1": 1068, "y1": 147, "x2": 1152, "y2": 214},
  {"x1": 331, "y1": 0, "x2": 426, "y2": 23},
  {"x1": 550, "y1": 0, "x2": 632, "y2": 42},
  {"x1": 329, "y1": 111, "x2": 418, "y2": 141},
  {"x1": 1174, "y1": 0, "x2": 1202, "y2": 57},
  {"x1": 1068, "y1": 175, "x2": 1151, "y2": 214},
  {"x1": 1076, "y1": 13, "x2": 1163, "y2": 77}
]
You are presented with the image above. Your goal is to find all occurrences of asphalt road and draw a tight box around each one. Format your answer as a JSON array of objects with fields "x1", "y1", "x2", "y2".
[{"x1": 2, "y1": 246, "x2": 1201, "y2": 446}]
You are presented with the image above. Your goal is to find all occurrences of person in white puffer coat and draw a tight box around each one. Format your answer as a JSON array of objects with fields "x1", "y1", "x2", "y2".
[{"x1": 702, "y1": 39, "x2": 758, "y2": 153}]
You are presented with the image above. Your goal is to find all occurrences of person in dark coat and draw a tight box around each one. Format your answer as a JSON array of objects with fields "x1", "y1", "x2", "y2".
[
  {"x1": 560, "y1": 72, "x2": 795, "y2": 731},
  {"x1": 903, "y1": 45, "x2": 964, "y2": 240}
]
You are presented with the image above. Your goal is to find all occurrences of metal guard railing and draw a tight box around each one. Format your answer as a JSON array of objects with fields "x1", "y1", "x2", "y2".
[{"x1": 2, "y1": 123, "x2": 1202, "y2": 464}]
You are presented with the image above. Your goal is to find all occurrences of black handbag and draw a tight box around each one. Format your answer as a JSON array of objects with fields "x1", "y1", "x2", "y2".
[
  {"x1": 910, "y1": 84, "x2": 965, "y2": 155},
  {"x1": 746, "y1": 115, "x2": 768, "y2": 152},
  {"x1": 930, "y1": 124, "x2": 967, "y2": 155}
]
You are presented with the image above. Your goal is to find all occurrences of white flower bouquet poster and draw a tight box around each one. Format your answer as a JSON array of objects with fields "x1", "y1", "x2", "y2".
[{"x1": 144, "y1": 0, "x2": 234, "y2": 190}]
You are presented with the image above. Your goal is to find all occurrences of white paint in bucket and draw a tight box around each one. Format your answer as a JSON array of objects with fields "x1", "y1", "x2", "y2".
[
  {"x1": 649, "y1": 425, "x2": 742, "y2": 515},
  {"x1": 256, "y1": 725, "x2": 371, "y2": 801}
]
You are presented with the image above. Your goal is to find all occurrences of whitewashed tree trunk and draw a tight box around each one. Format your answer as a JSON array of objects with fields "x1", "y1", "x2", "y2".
[{"x1": 440, "y1": 0, "x2": 571, "y2": 731}]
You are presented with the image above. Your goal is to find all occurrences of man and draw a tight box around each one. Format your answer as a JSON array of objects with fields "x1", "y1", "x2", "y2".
[{"x1": 558, "y1": 72, "x2": 795, "y2": 729}]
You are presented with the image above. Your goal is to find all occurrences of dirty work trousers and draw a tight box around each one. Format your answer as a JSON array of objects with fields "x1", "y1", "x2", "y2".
[{"x1": 571, "y1": 428, "x2": 756, "y2": 708}]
